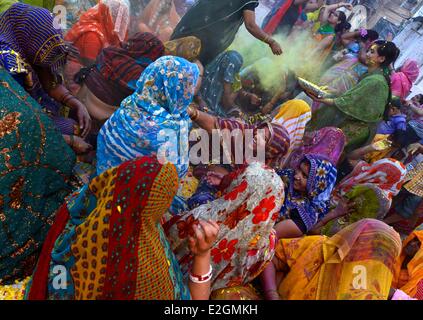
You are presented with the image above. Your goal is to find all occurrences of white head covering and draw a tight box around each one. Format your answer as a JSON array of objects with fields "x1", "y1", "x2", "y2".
[{"x1": 101, "y1": 0, "x2": 130, "y2": 42}]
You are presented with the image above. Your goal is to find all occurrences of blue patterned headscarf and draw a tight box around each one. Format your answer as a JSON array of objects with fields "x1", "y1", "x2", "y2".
[
  {"x1": 278, "y1": 154, "x2": 338, "y2": 232},
  {"x1": 97, "y1": 56, "x2": 200, "y2": 178},
  {"x1": 200, "y1": 50, "x2": 243, "y2": 117},
  {"x1": 0, "y1": 3, "x2": 67, "y2": 73}
]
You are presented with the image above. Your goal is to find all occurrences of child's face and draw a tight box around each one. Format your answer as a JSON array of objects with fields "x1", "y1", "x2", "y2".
[
  {"x1": 404, "y1": 238, "x2": 421, "y2": 258},
  {"x1": 388, "y1": 106, "x2": 400, "y2": 117},
  {"x1": 411, "y1": 95, "x2": 423, "y2": 106},
  {"x1": 293, "y1": 161, "x2": 310, "y2": 193}
]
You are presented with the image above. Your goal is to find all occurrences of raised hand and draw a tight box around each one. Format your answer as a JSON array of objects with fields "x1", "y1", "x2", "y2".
[{"x1": 188, "y1": 220, "x2": 220, "y2": 257}]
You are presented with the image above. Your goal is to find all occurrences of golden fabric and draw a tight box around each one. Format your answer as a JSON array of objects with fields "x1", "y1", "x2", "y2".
[
  {"x1": 404, "y1": 162, "x2": 423, "y2": 198},
  {"x1": 364, "y1": 134, "x2": 395, "y2": 164},
  {"x1": 272, "y1": 99, "x2": 312, "y2": 157},
  {"x1": 164, "y1": 36, "x2": 202, "y2": 62},
  {"x1": 276, "y1": 219, "x2": 402, "y2": 300}
]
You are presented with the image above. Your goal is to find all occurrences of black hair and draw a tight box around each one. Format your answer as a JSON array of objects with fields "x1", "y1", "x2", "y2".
[
  {"x1": 390, "y1": 96, "x2": 403, "y2": 109},
  {"x1": 414, "y1": 93, "x2": 423, "y2": 105},
  {"x1": 373, "y1": 40, "x2": 401, "y2": 117},
  {"x1": 384, "y1": 96, "x2": 402, "y2": 119},
  {"x1": 373, "y1": 40, "x2": 401, "y2": 68},
  {"x1": 360, "y1": 29, "x2": 379, "y2": 42},
  {"x1": 334, "y1": 11, "x2": 349, "y2": 33}
]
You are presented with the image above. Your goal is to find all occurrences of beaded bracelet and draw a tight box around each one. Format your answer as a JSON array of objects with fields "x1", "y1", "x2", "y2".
[{"x1": 189, "y1": 265, "x2": 213, "y2": 284}]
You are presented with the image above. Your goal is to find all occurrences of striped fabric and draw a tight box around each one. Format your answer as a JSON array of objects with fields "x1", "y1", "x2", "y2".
[
  {"x1": 272, "y1": 99, "x2": 312, "y2": 156},
  {"x1": 0, "y1": 3, "x2": 67, "y2": 73}
]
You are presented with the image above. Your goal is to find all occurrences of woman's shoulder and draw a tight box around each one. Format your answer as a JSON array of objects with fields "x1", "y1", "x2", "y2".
[{"x1": 361, "y1": 72, "x2": 389, "y2": 87}]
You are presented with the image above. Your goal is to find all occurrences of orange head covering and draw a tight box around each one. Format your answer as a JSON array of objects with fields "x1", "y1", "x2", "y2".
[
  {"x1": 393, "y1": 224, "x2": 423, "y2": 297},
  {"x1": 65, "y1": 0, "x2": 129, "y2": 50}
]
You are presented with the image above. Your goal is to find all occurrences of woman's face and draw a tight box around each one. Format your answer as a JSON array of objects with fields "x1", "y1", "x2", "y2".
[
  {"x1": 328, "y1": 10, "x2": 341, "y2": 25},
  {"x1": 404, "y1": 238, "x2": 421, "y2": 258},
  {"x1": 293, "y1": 161, "x2": 310, "y2": 193},
  {"x1": 366, "y1": 44, "x2": 385, "y2": 67}
]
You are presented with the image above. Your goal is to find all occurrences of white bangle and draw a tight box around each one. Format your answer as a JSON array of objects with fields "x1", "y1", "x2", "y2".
[{"x1": 189, "y1": 265, "x2": 213, "y2": 284}]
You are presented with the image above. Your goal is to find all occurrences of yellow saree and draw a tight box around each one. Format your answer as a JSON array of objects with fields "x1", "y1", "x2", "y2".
[{"x1": 276, "y1": 219, "x2": 402, "y2": 300}]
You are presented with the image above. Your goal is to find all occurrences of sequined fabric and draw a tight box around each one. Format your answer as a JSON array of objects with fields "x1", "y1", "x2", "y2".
[
  {"x1": 0, "y1": 68, "x2": 75, "y2": 284},
  {"x1": 27, "y1": 156, "x2": 190, "y2": 300}
]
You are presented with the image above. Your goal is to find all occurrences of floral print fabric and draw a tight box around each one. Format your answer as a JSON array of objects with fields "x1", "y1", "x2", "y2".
[
  {"x1": 97, "y1": 56, "x2": 200, "y2": 177},
  {"x1": 164, "y1": 162, "x2": 284, "y2": 291},
  {"x1": 278, "y1": 155, "x2": 338, "y2": 232}
]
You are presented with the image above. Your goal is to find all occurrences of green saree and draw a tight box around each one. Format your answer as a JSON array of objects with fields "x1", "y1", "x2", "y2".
[
  {"x1": 308, "y1": 71, "x2": 389, "y2": 151},
  {"x1": 20, "y1": 0, "x2": 55, "y2": 11},
  {"x1": 0, "y1": 68, "x2": 75, "y2": 284},
  {"x1": 0, "y1": 0, "x2": 17, "y2": 13}
]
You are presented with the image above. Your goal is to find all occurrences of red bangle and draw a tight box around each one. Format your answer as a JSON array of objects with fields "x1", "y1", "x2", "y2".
[{"x1": 189, "y1": 265, "x2": 213, "y2": 283}]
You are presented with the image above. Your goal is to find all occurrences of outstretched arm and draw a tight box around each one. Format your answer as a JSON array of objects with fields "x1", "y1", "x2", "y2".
[
  {"x1": 243, "y1": 10, "x2": 283, "y2": 55},
  {"x1": 187, "y1": 103, "x2": 218, "y2": 134}
]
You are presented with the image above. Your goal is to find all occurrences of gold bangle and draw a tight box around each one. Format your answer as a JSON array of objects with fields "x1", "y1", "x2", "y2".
[
  {"x1": 188, "y1": 104, "x2": 199, "y2": 121},
  {"x1": 191, "y1": 108, "x2": 199, "y2": 121}
]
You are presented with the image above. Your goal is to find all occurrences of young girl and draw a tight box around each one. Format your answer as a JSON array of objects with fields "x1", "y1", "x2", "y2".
[{"x1": 272, "y1": 154, "x2": 350, "y2": 239}]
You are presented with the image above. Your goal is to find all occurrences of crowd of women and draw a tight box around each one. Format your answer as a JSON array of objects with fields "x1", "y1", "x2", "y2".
[{"x1": 0, "y1": 0, "x2": 422, "y2": 301}]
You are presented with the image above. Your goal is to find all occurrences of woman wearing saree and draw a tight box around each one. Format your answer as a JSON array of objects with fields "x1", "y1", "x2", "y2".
[
  {"x1": 197, "y1": 51, "x2": 245, "y2": 118},
  {"x1": 271, "y1": 99, "x2": 312, "y2": 167},
  {"x1": 322, "y1": 158, "x2": 407, "y2": 236},
  {"x1": 384, "y1": 160, "x2": 423, "y2": 235},
  {"x1": 185, "y1": 102, "x2": 290, "y2": 210},
  {"x1": 0, "y1": 3, "x2": 92, "y2": 154},
  {"x1": 64, "y1": 0, "x2": 130, "y2": 95},
  {"x1": 308, "y1": 4, "x2": 352, "y2": 63},
  {"x1": 261, "y1": 0, "x2": 309, "y2": 35},
  {"x1": 391, "y1": 59, "x2": 420, "y2": 100},
  {"x1": 75, "y1": 32, "x2": 165, "y2": 122},
  {"x1": 186, "y1": 98, "x2": 308, "y2": 191},
  {"x1": 262, "y1": 219, "x2": 402, "y2": 300},
  {"x1": 288, "y1": 127, "x2": 346, "y2": 168},
  {"x1": 76, "y1": 35, "x2": 202, "y2": 123},
  {"x1": 26, "y1": 156, "x2": 219, "y2": 300},
  {"x1": 311, "y1": 29, "x2": 379, "y2": 112},
  {"x1": 138, "y1": 0, "x2": 181, "y2": 42},
  {"x1": 392, "y1": 224, "x2": 423, "y2": 299},
  {"x1": 307, "y1": 41, "x2": 400, "y2": 152},
  {"x1": 96, "y1": 55, "x2": 200, "y2": 177},
  {"x1": 0, "y1": 68, "x2": 75, "y2": 284},
  {"x1": 170, "y1": 0, "x2": 282, "y2": 66},
  {"x1": 96, "y1": 56, "x2": 200, "y2": 214},
  {"x1": 273, "y1": 154, "x2": 340, "y2": 239},
  {"x1": 164, "y1": 160, "x2": 284, "y2": 292}
]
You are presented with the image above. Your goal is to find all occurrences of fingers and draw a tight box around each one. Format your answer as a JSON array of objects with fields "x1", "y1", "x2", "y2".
[
  {"x1": 188, "y1": 236, "x2": 196, "y2": 251},
  {"x1": 193, "y1": 223, "x2": 205, "y2": 245},
  {"x1": 199, "y1": 220, "x2": 219, "y2": 242},
  {"x1": 80, "y1": 112, "x2": 91, "y2": 138}
]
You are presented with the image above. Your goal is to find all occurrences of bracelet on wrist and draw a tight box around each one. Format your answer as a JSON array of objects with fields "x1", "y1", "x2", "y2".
[
  {"x1": 189, "y1": 265, "x2": 213, "y2": 284},
  {"x1": 188, "y1": 104, "x2": 200, "y2": 121}
]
